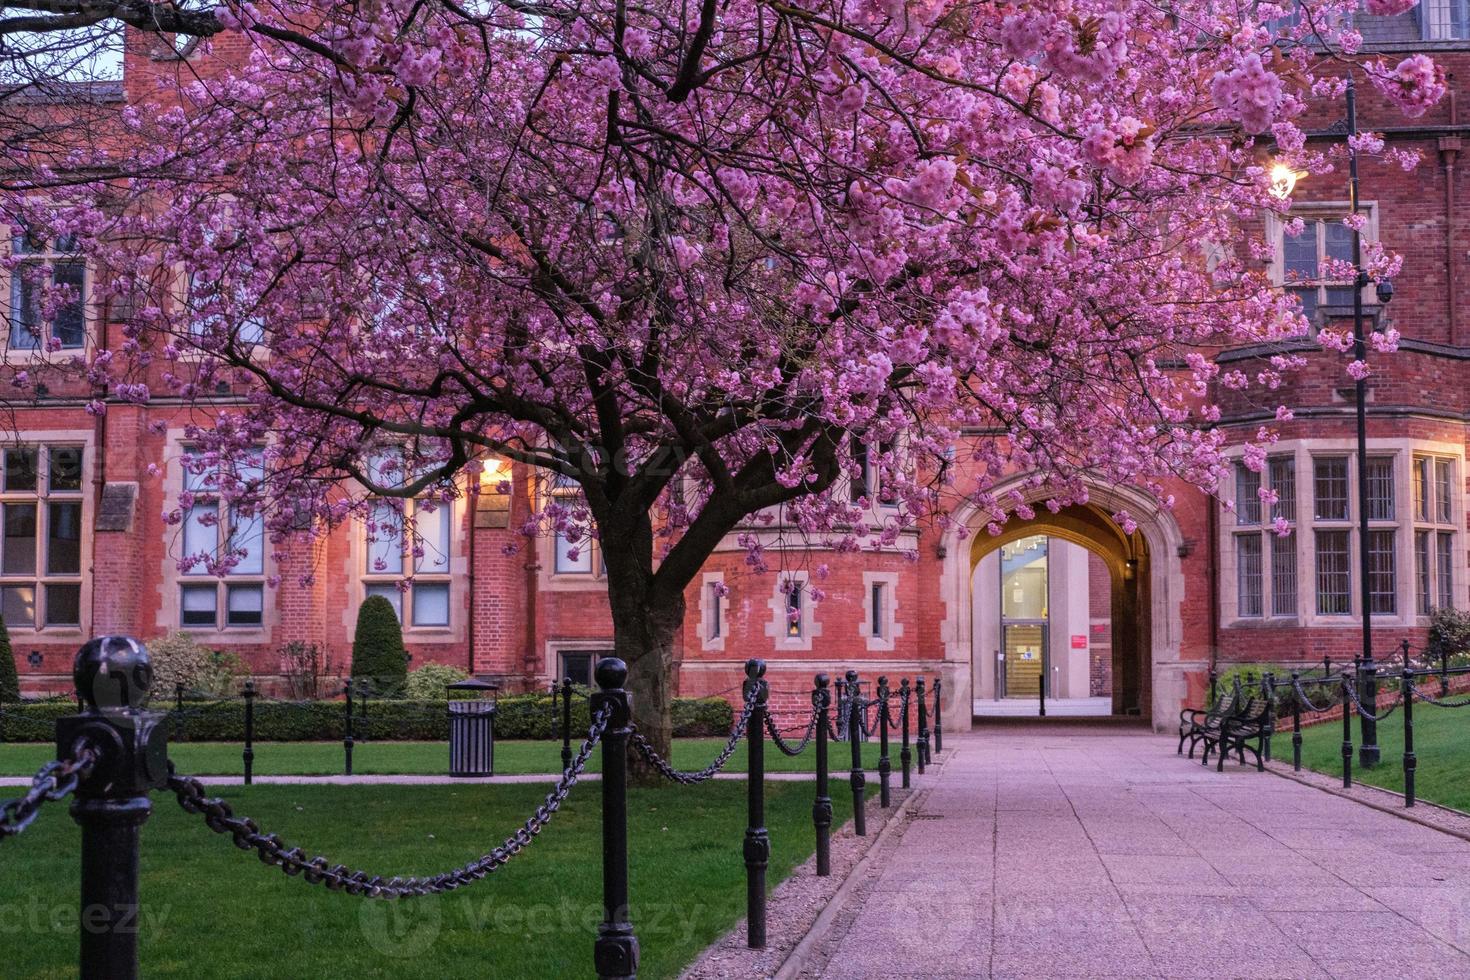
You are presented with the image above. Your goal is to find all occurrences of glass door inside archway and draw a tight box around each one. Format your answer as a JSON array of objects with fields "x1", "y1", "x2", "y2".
[{"x1": 999, "y1": 535, "x2": 1048, "y2": 698}]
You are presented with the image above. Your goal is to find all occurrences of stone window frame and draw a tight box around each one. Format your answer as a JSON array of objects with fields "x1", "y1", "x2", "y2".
[
  {"x1": 339, "y1": 449, "x2": 466, "y2": 646},
  {"x1": 1221, "y1": 438, "x2": 1464, "y2": 629},
  {"x1": 176, "y1": 444, "x2": 271, "y2": 632},
  {"x1": 765, "y1": 572, "x2": 820, "y2": 652},
  {"x1": 0, "y1": 434, "x2": 90, "y2": 635},
  {"x1": 698, "y1": 572, "x2": 728, "y2": 652},
  {"x1": 860, "y1": 571, "x2": 903, "y2": 652},
  {"x1": 1228, "y1": 454, "x2": 1298, "y2": 620},
  {"x1": 533, "y1": 456, "x2": 608, "y2": 589},
  {"x1": 3, "y1": 226, "x2": 92, "y2": 359},
  {"x1": 1412, "y1": 453, "x2": 1460, "y2": 615},
  {"x1": 848, "y1": 435, "x2": 901, "y2": 510},
  {"x1": 543, "y1": 640, "x2": 614, "y2": 688},
  {"x1": 1265, "y1": 201, "x2": 1379, "y2": 328},
  {"x1": 359, "y1": 496, "x2": 457, "y2": 631},
  {"x1": 157, "y1": 435, "x2": 275, "y2": 638}
]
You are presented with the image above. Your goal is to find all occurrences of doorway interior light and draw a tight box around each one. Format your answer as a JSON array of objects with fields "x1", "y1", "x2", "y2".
[{"x1": 1268, "y1": 161, "x2": 1303, "y2": 200}]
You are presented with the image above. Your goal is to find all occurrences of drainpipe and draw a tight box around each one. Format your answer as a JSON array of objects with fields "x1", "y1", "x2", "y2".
[
  {"x1": 1207, "y1": 497, "x2": 1220, "y2": 682},
  {"x1": 88, "y1": 298, "x2": 111, "y2": 634},
  {"x1": 522, "y1": 467, "x2": 540, "y2": 691},
  {"x1": 466, "y1": 476, "x2": 477, "y2": 674},
  {"x1": 1440, "y1": 81, "x2": 1460, "y2": 346}
]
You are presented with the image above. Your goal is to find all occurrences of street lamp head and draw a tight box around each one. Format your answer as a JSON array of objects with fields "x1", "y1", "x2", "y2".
[
  {"x1": 1375, "y1": 279, "x2": 1394, "y2": 305},
  {"x1": 1268, "y1": 161, "x2": 1302, "y2": 200}
]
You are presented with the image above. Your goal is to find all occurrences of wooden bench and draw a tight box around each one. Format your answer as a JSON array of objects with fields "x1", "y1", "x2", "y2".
[
  {"x1": 1177, "y1": 691, "x2": 1237, "y2": 759},
  {"x1": 1202, "y1": 697, "x2": 1275, "y2": 772}
]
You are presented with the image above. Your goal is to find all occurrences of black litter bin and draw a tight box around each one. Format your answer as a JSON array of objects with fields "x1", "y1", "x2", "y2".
[{"x1": 447, "y1": 679, "x2": 499, "y2": 777}]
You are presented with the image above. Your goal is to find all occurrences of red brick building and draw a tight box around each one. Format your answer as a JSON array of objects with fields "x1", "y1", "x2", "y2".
[{"x1": 2, "y1": 10, "x2": 1467, "y2": 732}]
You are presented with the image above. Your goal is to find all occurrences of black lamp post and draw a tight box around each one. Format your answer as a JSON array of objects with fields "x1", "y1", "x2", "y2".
[{"x1": 1346, "y1": 79, "x2": 1392, "y2": 768}]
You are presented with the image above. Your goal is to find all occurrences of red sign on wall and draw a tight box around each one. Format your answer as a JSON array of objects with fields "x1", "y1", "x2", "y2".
[{"x1": 1071, "y1": 635, "x2": 1087, "y2": 649}]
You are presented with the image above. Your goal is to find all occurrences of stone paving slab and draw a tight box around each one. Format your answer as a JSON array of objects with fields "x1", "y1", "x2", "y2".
[{"x1": 793, "y1": 730, "x2": 1470, "y2": 979}]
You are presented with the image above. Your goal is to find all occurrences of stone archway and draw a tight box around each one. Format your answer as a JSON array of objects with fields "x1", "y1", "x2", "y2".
[
  {"x1": 968, "y1": 507, "x2": 1149, "y2": 717},
  {"x1": 937, "y1": 481, "x2": 1188, "y2": 732}
]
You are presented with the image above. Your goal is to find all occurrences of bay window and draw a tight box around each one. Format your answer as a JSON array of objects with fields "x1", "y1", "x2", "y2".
[
  {"x1": 1413, "y1": 455, "x2": 1458, "y2": 614},
  {"x1": 1230, "y1": 456, "x2": 1297, "y2": 619}
]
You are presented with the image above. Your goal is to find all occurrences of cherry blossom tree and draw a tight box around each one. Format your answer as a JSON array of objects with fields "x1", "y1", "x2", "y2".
[{"x1": 4, "y1": 0, "x2": 1445, "y2": 756}]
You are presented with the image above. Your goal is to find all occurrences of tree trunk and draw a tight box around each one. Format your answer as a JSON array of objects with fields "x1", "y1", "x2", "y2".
[{"x1": 599, "y1": 514, "x2": 683, "y2": 785}]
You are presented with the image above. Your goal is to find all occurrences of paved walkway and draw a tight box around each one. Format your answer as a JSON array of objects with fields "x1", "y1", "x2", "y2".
[{"x1": 805, "y1": 729, "x2": 1470, "y2": 979}]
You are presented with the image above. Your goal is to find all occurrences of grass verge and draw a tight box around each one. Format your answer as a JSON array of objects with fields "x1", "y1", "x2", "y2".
[
  {"x1": 1289, "y1": 703, "x2": 1470, "y2": 811},
  {"x1": 0, "y1": 780, "x2": 872, "y2": 978},
  {"x1": 0, "y1": 735, "x2": 907, "y2": 777}
]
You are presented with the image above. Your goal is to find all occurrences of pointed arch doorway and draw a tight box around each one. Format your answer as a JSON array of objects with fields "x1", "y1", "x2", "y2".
[{"x1": 970, "y1": 504, "x2": 1152, "y2": 719}]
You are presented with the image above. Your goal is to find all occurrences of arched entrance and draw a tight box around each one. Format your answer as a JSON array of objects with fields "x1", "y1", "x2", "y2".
[
  {"x1": 969, "y1": 507, "x2": 1150, "y2": 717},
  {"x1": 937, "y1": 482, "x2": 1188, "y2": 732}
]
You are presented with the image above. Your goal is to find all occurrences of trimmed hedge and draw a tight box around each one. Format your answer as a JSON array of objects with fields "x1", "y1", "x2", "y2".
[
  {"x1": 0, "y1": 692, "x2": 735, "y2": 742},
  {"x1": 351, "y1": 595, "x2": 408, "y2": 695},
  {"x1": 0, "y1": 614, "x2": 17, "y2": 703}
]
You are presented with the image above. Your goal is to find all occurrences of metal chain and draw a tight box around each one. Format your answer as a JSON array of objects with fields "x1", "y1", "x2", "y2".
[
  {"x1": 828, "y1": 692, "x2": 852, "y2": 741},
  {"x1": 884, "y1": 689, "x2": 908, "y2": 729},
  {"x1": 1, "y1": 744, "x2": 98, "y2": 840},
  {"x1": 1407, "y1": 683, "x2": 1470, "y2": 708},
  {"x1": 1291, "y1": 678, "x2": 1337, "y2": 714},
  {"x1": 764, "y1": 711, "x2": 817, "y2": 757},
  {"x1": 165, "y1": 705, "x2": 611, "y2": 898},
  {"x1": 629, "y1": 685, "x2": 760, "y2": 784},
  {"x1": 1342, "y1": 676, "x2": 1404, "y2": 722}
]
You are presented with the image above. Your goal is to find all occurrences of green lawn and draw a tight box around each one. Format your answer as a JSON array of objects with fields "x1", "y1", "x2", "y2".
[
  {"x1": 1291, "y1": 705, "x2": 1470, "y2": 811},
  {"x1": 0, "y1": 780, "x2": 871, "y2": 978},
  {"x1": 0, "y1": 736, "x2": 903, "y2": 778}
]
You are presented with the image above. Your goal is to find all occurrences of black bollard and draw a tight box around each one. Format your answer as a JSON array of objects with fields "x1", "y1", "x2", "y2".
[
  {"x1": 834, "y1": 676, "x2": 847, "y2": 735},
  {"x1": 846, "y1": 671, "x2": 866, "y2": 837},
  {"x1": 60, "y1": 637, "x2": 170, "y2": 980},
  {"x1": 932, "y1": 677, "x2": 943, "y2": 755},
  {"x1": 174, "y1": 681, "x2": 185, "y2": 740},
  {"x1": 561, "y1": 677, "x2": 574, "y2": 773},
  {"x1": 877, "y1": 676, "x2": 891, "y2": 808},
  {"x1": 743, "y1": 659, "x2": 770, "y2": 949},
  {"x1": 1209, "y1": 668, "x2": 1218, "y2": 706},
  {"x1": 1340, "y1": 672, "x2": 1353, "y2": 789},
  {"x1": 1263, "y1": 673, "x2": 1275, "y2": 763},
  {"x1": 343, "y1": 679, "x2": 355, "y2": 777},
  {"x1": 592, "y1": 658, "x2": 638, "y2": 980},
  {"x1": 242, "y1": 680, "x2": 256, "y2": 786},
  {"x1": 1038, "y1": 666, "x2": 1046, "y2": 718},
  {"x1": 812, "y1": 674, "x2": 832, "y2": 877},
  {"x1": 1441, "y1": 641, "x2": 1451, "y2": 697},
  {"x1": 1290, "y1": 672, "x2": 1302, "y2": 773},
  {"x1": 1403, "y1": 667, "x2": 1416, "y2": 808},
  {"x1": 899, "y1": 678, "x2": 912, "y2": 789},
  {"x1": 916, "y1": 677, "x2": 929, "y2": 773}
]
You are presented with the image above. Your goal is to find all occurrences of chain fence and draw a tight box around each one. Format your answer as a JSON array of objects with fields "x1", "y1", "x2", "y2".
[
  {"x1": 1, "y1": 636, "x2": 944, "y2": 979},
  {"x1": 167, "y1": 704, "x2": 611, "y2": 898}
]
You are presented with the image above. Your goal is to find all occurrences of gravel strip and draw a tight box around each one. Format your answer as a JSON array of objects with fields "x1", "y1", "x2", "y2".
[
  {"x1": 682, "y1": 753, "x2": 948, "y2": 980},
  {"x1": 1266, "y1": 758, "x2": 1470, "y2": 840}
]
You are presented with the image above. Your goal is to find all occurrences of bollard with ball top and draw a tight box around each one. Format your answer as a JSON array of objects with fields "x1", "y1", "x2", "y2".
[{"x1": 58, "y1": 636, "x2": 170, "y2": 980}]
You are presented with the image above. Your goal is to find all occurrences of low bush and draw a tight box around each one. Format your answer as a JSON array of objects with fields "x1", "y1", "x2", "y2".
[
  {"x1": 147, "y1": 632, "x2": 242, "y2": 697},
  {"x1": 404, "y1": 662, "x2": 470, "y2": 700},
  {"x1": 0, "y1": 691, "x2": 736, "y2": 742}
]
